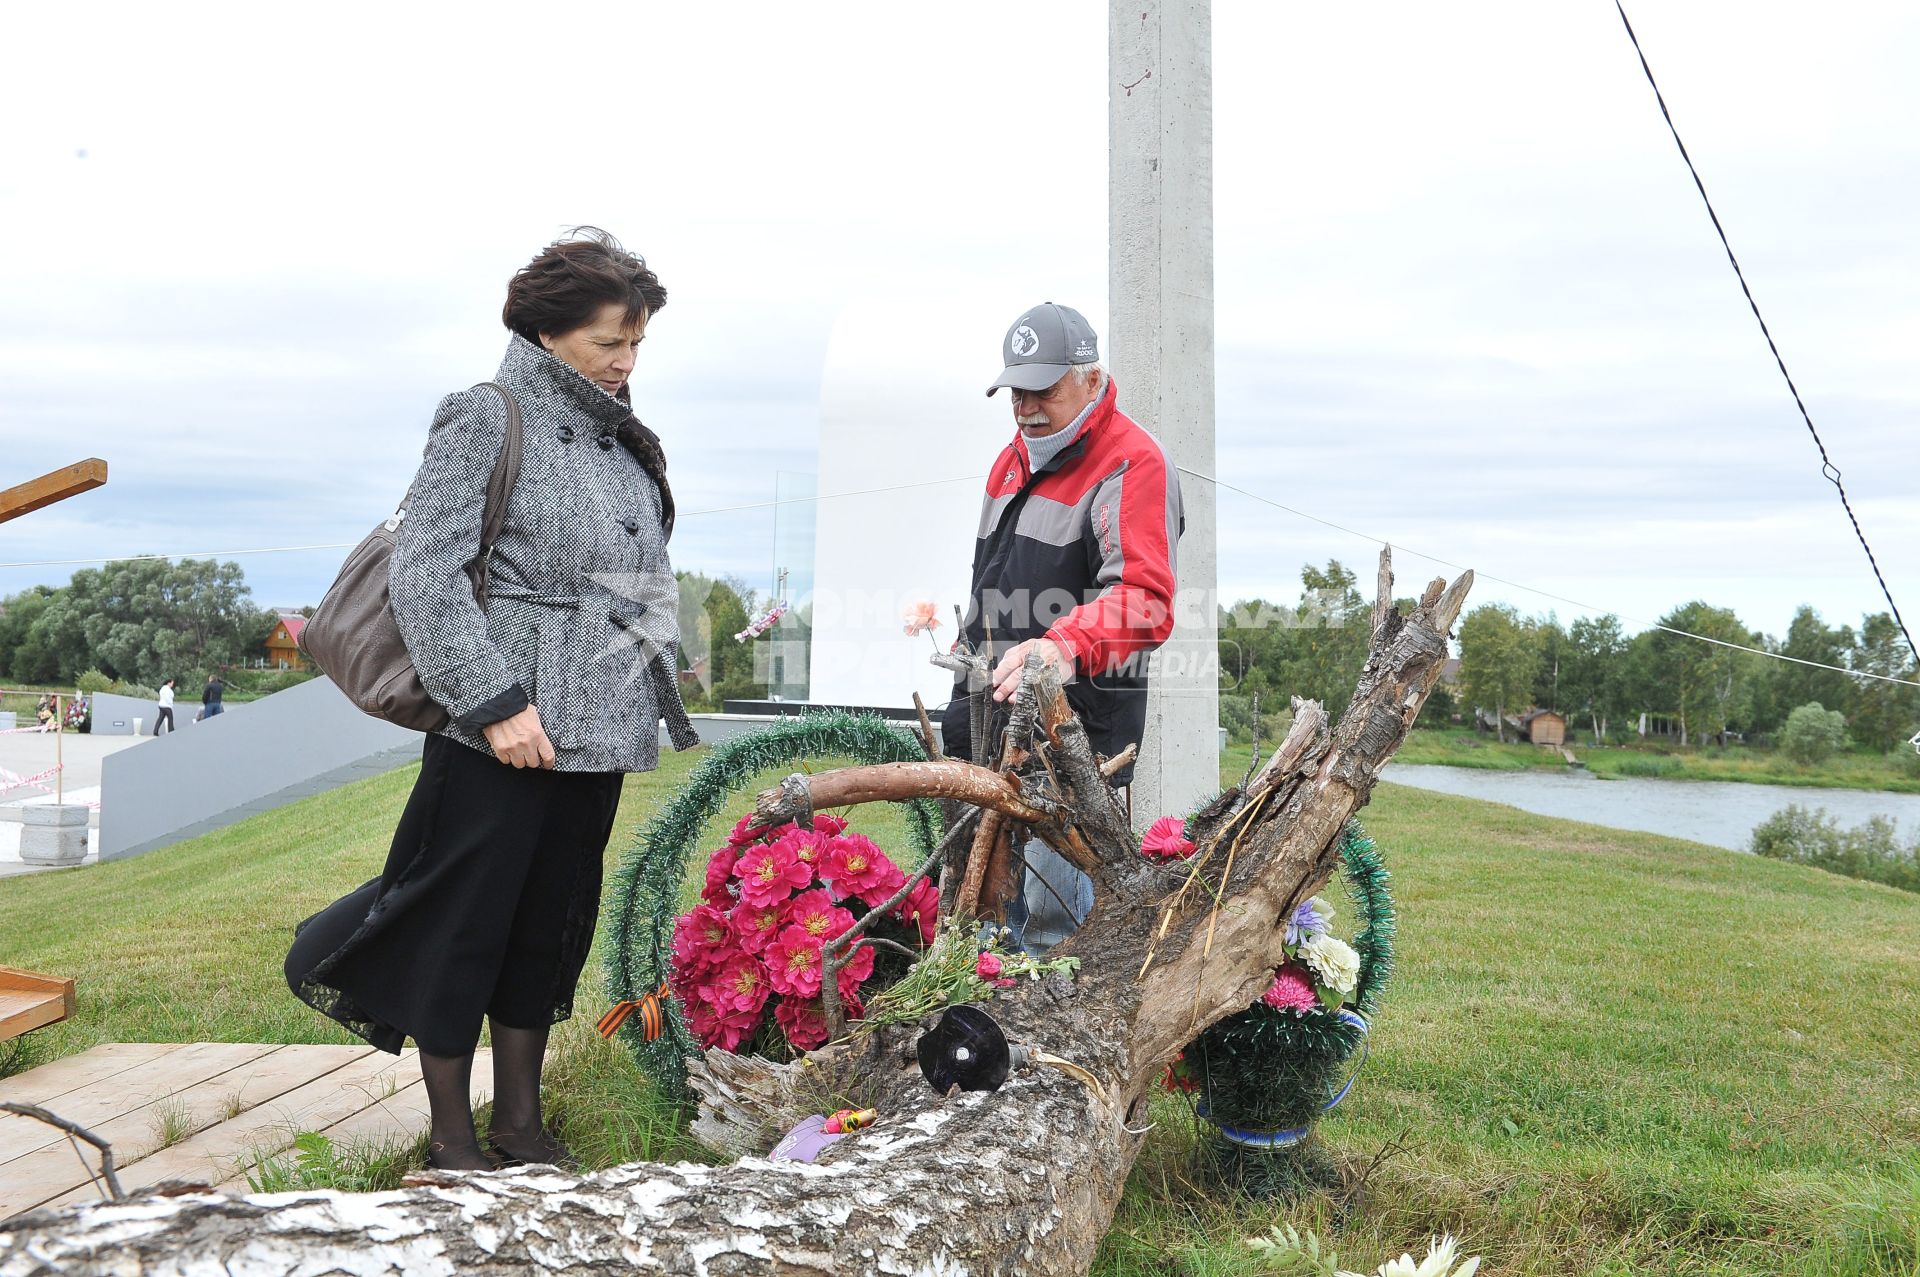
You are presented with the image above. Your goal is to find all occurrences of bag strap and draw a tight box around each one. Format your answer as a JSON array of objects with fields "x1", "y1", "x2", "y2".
[{"x1": 466, "y1": 381, "x2": 523, "y2": 608}]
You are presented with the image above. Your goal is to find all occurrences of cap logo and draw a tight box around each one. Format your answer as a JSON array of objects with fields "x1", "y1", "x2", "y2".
[{"x1": 1010, "y1": 325, "x2": 1040, "y2": 358}]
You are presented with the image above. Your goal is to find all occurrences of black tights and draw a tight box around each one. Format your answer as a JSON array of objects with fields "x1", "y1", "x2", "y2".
[{"x1": 421, "y1": 1018, "x2": 574, "y2": 1170}]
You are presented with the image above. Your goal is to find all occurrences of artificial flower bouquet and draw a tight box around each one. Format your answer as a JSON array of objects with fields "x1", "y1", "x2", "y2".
[
  {"x1": 1145, "y1": 816, "x2": 1369, "y2": 1135},
  {"x1": 668, "y1": 812, "x2": 937, "y2": 1056}
]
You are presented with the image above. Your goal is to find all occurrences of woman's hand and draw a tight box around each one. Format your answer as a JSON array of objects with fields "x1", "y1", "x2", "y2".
[{"x1": 483, "y1": 705, "x2": 557, "y2": 769}]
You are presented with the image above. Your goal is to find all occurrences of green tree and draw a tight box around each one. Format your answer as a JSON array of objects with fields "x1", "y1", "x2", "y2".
[
  {"x1": 1772, "y1": 606, "x2": 1858, "y2": 723},
  {"x1": 1562, "y1": 614, "x2": 1629, "y2": 742},
  {"x1": 1848, "y1": 612, "x2": 1920, "y2": 752},
  {"x1": 1643, "y1": 602, "x2": 1755, "y2": 746},
  {"x1": 1280, "y1": 561, "x2": 1369, "y2": 719},
  {"x1": 675, "y1": 571, "x2": 768, "y2": 710},
  {"x1": 1780, "y1": 701, "x2": 1848, "y2": 766},
  {"x1": 23, "y1": 559, "x2": 271, "y2": 686},
  {"x1": 1458, "y1": 603, "x2": 1542, "y2": 742},
  {"x1": 0, "y1": 586, "x2": 61, "y2": 683},
  {"x1": 1530, "y1": 614, "x2": 1567, "y2": 713}
]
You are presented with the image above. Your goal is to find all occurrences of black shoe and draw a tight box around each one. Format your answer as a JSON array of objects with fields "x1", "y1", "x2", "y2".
[
  {"x1": 425, "y1": 1140, "x2": 498, "y2": 1172},
  {"x1": 486, "y1": 1129, "x2": 580, "y2": 1171}
]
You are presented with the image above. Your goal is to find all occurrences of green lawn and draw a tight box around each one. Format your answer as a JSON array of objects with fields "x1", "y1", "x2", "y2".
[
  {"x1": 3, "y1": 747, "x2": 1917, "y2": 1275},
  {"x1": 1395, "y1": 728, "x2": 1920, "y2": 794}
]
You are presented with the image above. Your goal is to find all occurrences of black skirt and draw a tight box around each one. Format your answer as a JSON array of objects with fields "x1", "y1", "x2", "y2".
[{"x1": 286, "y1": 734, "x2": 623, "y2": 1056}]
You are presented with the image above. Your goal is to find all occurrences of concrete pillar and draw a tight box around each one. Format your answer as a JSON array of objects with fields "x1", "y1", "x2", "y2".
[
  {"x1": 1109, "y1": 0, "x2": 1219, "y2": 825},
  {"x1": 20, "y1": 804, "x2": 90, "y2": 866}
]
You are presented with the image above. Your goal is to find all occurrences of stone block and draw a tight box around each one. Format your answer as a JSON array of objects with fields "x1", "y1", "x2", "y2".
[{"x1": 20, "y1": 804, "x2": 90, "y2": 866}]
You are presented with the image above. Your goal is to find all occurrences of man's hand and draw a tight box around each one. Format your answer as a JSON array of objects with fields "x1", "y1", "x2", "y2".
[
  {"x1": 483, "y1": 704, "x2": 557, "y2": 769},
  {"x1": 990, "y1": 637, "x2": 1075, "y2": 703}
]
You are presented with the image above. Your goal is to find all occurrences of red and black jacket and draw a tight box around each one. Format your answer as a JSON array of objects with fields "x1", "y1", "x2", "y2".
[{"x1": 941, "y1": 377, "x2": 1184, "y2": 781}]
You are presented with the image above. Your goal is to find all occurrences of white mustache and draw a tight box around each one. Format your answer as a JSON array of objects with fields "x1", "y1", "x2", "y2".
[{"x1": 1015, "y1": 412, "x2": 1050, "y2": 427}]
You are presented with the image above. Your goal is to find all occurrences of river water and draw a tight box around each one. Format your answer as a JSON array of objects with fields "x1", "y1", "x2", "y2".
[{"x1": 1379, "y1": 763, "x2": 1920, "y2": 853}]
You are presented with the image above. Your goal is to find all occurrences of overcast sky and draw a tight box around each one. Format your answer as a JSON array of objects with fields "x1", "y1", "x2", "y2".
[{"x1": 3, "y1": 1, "x2": 1916, "y2": 650}]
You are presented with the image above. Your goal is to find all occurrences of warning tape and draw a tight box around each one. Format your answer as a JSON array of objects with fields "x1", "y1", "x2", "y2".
[{"x1": 0, "y1": 763, "x2": 64, "y2": 792}]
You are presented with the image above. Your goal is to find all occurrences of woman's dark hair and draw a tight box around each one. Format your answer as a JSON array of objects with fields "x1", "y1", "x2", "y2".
[{"x1": 502, "y1": 227, "x2": 665, "y2": 342}]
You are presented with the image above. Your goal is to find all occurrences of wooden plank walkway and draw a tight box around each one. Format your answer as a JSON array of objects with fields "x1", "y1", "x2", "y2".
[{"x1": 0, "y1": 1043, "x2": 493, "y2": 1219}]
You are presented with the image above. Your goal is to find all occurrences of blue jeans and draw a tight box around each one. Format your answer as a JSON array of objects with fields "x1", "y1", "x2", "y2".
[{"x1": 1002, "y1": 838, "x2": 1093, "y2": 955}]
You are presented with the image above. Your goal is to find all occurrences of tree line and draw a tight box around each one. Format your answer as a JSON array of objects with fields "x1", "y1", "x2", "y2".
[
  {"x1": 1220, "y1": 560, "x2": 1920, "y2": 752},
  {"x1": 0, "y1": 558, "x2": 280, "y2": 691}
]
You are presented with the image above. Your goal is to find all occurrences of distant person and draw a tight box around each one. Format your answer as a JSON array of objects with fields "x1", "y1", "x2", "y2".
[
  {"x1": 153, "y1": 678, "x2": 176, "y2": 735},
  {"x1": 285, "y1": 227, "x2": 697, "y2": 1174},
  {"x1": 35, "y1": 694, "x2": 57, "y2": 731},
  {"x1": 202, "y1": 674, "x2": 225, "y2": 720},
  {"x1": 939, "y1": 303, "x2": 1184, "y2": 953}
]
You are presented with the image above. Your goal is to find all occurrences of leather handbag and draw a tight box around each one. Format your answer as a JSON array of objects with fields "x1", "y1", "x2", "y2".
[{"x1": 300, "y1": 382, "x2": 523, "y2": 732}]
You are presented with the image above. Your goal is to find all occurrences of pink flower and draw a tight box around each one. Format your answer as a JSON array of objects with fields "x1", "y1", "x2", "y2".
[
  {"x1": 994, "y1": 978, "x2": 1017, "y2": 989},
  {"x1": 810, "y1": 813, "x2": 849, "y2": 837},
  {"x1": 857, "y1": 857, "x2": 907, "y2": 908},
  {"x1": 701, "y1": 845, "x2": 739, "y2": 907},
  {"x1": 728, "y1": 814, "x2": 794, "y2": 848},
  {"x1": 1141, "y1": 816, "x2": 1197, "y2": 862},
  {"x1": 734, "y1": 839, "x2": 812, "y2": 909},
  {"x1": 728, "y1": 901, "x2": 785, "y2": 955},
  {"x1": 1262, "y1": 961, "x2": 1319, "y2": 1013},
  {"x1": 671, "y1": 905, "x2": 733, "y2": 978},
  {"x1": 699, "y1": 951, "x2": 772, "y2": 1018},
  {"x1": 774, "y1": 828, "x2": 826, "y2": 878},
  {"x1": 902, "y1": 600, "x2": 941, "y2": 636},
  {"x1": 822, "y1": 834, "x2": 893, "y2": 899},
  {"x1": 686, "y1": 995, "x2": 761, "y2": 1052},
  {"x1": 782, "y1": 888, "x2": 856, "y2": 944},
  {"x1": 835, "y1": 943, "x2": 876, "y2": 999},
  {"x1": 976, "y1": 952, "x2": 1003, "y2": 979},
  {"x1": 765, "y1": 926, "x2": 826, "y2": 999},
  {"x1": 891, "y1": 877, "x2": 939, "y2": 946},
  {"x1": 774, "y1": 990, "x2": 864, "y2": 1052},
  {"x1": 773, "y1": 995, "x2": 829, "y2": 1051}
]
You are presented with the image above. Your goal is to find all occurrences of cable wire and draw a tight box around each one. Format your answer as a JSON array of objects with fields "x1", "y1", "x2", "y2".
[{"x1": 1611, "y1": 0, "x2": 1918, "y2": 668}]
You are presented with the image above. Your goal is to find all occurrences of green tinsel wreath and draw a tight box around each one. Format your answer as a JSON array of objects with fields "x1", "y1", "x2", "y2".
[
  {"x1": 602, "y1": 711, "x2": 944, "y2": 1101},
  {"x1": 1189, "y1": 818, "x2": 1395, "y2": 1195}
]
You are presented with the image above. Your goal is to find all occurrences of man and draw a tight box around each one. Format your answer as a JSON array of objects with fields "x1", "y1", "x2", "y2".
[
  {"x1": 941, "y1": 302, "x2": 1184, "y2": 951},
  {"x1": 202, "y1": 673, "x2": 225, "y2": 720}
]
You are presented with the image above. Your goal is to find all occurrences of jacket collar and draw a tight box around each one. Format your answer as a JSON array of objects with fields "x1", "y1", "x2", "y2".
[
  {"x1": 495, "y1": 332, "x2": 635, "y2": 430},
  {"x1": 1012, "y1": 374, "x2": 1118, "y2": 478}
]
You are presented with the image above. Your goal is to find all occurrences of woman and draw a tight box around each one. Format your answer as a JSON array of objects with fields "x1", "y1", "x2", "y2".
[
  {"x1": 286, "y1": 228, "x2": 698, "y2": 1171},
  {"x1": 153, "y1": 678, "x2": 176, "y2": 735}
]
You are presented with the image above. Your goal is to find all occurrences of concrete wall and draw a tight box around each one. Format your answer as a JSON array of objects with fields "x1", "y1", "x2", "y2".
[
  {"x1": 89, "y1": 691, "x2": 237, "y2": 736},
  {"x1": 99, "y1": 677, "x2": 421, "y2": 861}
]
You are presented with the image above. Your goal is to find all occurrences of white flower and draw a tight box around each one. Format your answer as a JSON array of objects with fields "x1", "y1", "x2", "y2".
[
  {"x1": 1299, "y1": 933, "x2": 1360, "y2": 996},
  {"x1": 1347, "y1": 1235, "x2": 1479, "y2": 1277},
  {"x1": 1310, "y1": 895, "x2": 1335, "y2": 924}
]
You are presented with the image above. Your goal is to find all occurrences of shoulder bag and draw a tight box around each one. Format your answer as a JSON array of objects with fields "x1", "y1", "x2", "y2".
[{"x1": 299, "y1": 382, "x2": 523, "y2": 732}]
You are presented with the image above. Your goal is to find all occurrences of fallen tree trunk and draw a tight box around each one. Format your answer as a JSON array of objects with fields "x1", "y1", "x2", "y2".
[{"x1": 0, "y1": 551, "x2": 1469, "y2": 1277}]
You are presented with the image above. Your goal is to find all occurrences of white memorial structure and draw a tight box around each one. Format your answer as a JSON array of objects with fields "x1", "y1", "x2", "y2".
[{"x1": 804, "y1": 294, "x2": 1069, "y2": 718}]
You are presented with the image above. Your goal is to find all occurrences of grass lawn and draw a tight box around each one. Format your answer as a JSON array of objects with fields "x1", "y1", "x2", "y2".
[
  {"x1": 2, "y1": 746, "x2": 1917, "y2": 1275},
  {"x1": 1396, "y1": 728, "x2": 1920, "y2": 795}
]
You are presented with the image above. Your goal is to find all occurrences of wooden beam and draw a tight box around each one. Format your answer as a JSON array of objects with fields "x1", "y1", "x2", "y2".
[{"x1": 0, "y1": 459, "x2": 109, "y2": 526}]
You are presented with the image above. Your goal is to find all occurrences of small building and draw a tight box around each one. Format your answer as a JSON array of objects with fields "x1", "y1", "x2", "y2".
[
  {"x1": 264, "y1": 615, "x2": 310, "y2": 671},
  {"x1": 1518, "y1": 709, "x2": 1567, "y2": 747}
]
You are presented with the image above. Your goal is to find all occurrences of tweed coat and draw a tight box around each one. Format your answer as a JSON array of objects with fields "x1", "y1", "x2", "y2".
[{"x1": 389, "y1": 333, "x2": 699, "y2": 773}]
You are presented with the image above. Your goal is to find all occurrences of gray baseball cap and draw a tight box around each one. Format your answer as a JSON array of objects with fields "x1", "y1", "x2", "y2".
[{"x1": 986, "y1": 302, "x2": 1100, "y2": 396}]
